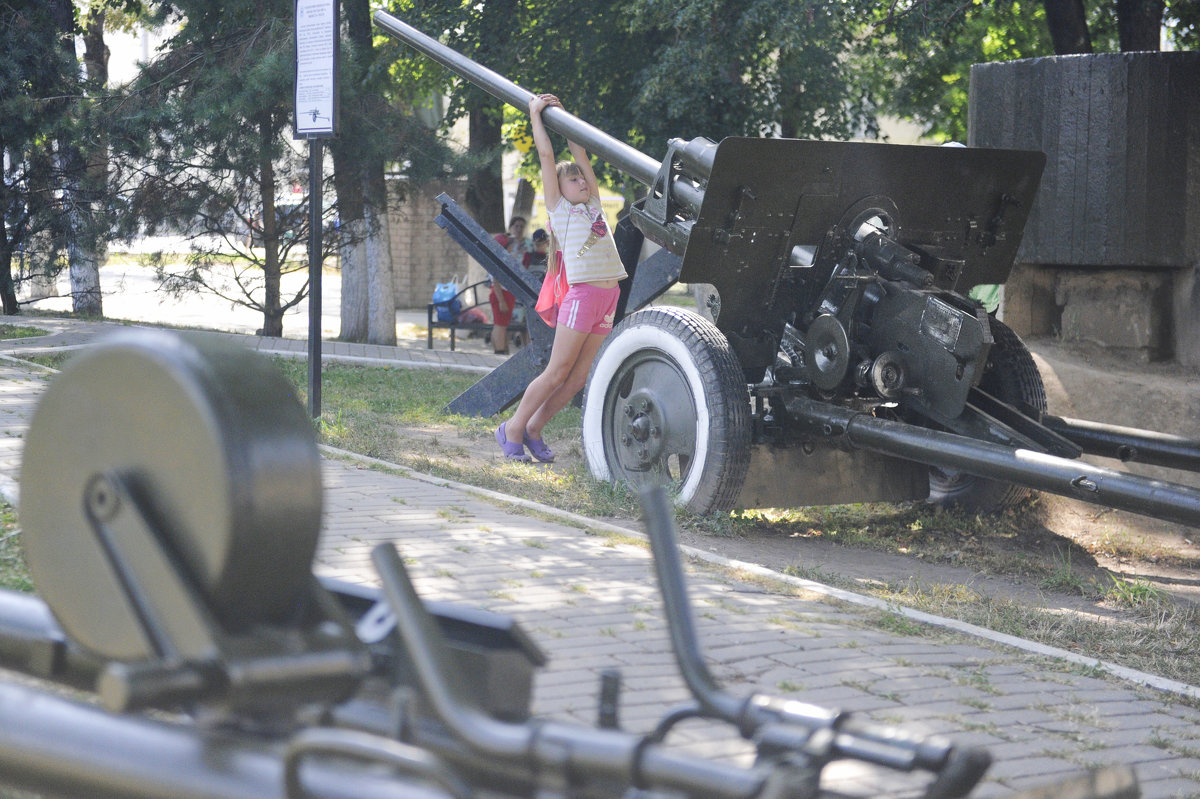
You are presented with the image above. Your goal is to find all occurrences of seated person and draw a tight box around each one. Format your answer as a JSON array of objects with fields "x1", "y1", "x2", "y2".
[
  {"x1": 528, "y1": 228, "x2": 550, "y2": 271},
  {"x1": 490, "y1": 217, "x2": 531, "y2": 355}
]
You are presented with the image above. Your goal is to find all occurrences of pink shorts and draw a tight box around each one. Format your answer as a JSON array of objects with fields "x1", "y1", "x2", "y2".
[{"x1": 558, "y1": 284, "x2": 619, "y2": 334}]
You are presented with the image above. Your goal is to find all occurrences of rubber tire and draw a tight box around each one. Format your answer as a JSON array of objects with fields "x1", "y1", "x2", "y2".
[
  {"x1": 927, "y1": 318, "x2": 1048, "y2": 512},
  {"x1": 583, "y1": 307, "x2": 751, "y2": 515}
]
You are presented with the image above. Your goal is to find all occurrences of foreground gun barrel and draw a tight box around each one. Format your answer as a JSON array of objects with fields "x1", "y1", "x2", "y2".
[
  {"x1": 370, "y1": 544, "x2": 768, "y2": 799},
  {"x1": 0, "y1": 588, "x2": 102, "y2": 689},
  {"x1": 0, "y1": 682, "x2": 449, "y2": 799},
  {"x1": 373, "y1": 10, "x2": 661, "y2": 187},
  {"x1": 640, "y1": 486, "x2": 990, "y2": 799}
]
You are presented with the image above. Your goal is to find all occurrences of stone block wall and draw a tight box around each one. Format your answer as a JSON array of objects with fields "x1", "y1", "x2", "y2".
[
  {"x1": 970, "y1": 51, "x2": 1200, "y2": 269},
  {"x1": 1003, "y1": 264, "x2": 1186, "y2": 362}
]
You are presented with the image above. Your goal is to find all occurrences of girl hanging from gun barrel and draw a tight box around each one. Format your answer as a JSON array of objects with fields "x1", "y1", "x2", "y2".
[{"x1": 495, "y1": 94, "x2": 627, "y2": 462}]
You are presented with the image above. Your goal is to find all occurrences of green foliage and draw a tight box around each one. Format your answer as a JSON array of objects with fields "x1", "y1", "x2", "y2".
[
  {"x1": 114, "y1": 0, "x2": 461, "y2": 335},
  {"x1": 391, "y1": 0, "x2": 884, "y2": 202},
  {"x1": 337, "y1": 0, "x2": 462, "y2": 188},
  {"x1": 1166, "y1": 0, "x2": 1200, "y2": 47},
  {"x1": 0, "y1": 504, "x2": 33, "y2": 593},
  {"x1": 856, "y1": 0, "x2": 1192, "y2": 141},
  {"x1": 857, "y1": 0, "x2": 1055, "y2": 142},
  {"x1": 107, "y1": 0, "x2": 320, "y2": 333},
  {"x1": 0, "y1": 4, "x2": 85, "y2": 297},
  {"x1": 624, "y1": 0, "x2": 879, "y2": 142},
  {"x1": 508, "y1": 0, "x2": 670, "y2": 193}
]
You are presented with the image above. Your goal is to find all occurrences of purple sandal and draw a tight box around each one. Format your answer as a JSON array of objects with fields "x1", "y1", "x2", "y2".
[
  {"x1": 523, "y1": 431, "x2": 556, "y2": 463},
  {"x1": 495, "y1": 422, "x2": 531, "y2": 461}
]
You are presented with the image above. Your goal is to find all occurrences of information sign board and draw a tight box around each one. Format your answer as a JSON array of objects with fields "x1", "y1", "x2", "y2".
[{"x1": 294, "y1": 0, "x2": 338, "y2": 138}]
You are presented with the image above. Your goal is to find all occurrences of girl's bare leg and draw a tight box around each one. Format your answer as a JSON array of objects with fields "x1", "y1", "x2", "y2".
[
  {"x1": 504, "y1": 325, "x2": 590, "y2": 442},
  {"x1": 525, "y1": 332, "x2": 606, "y2": 438}
]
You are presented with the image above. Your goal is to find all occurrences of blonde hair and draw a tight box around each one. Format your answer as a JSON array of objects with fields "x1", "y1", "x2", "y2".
[
  {"x1": 555, "y1": 160, "x2": 583, "y2": 182},
  {"x1": 548, "y1": 161, "x2": 583, "y2": 260}
]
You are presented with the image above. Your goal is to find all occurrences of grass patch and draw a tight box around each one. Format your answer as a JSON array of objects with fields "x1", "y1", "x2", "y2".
[
  {"x1": 1104, "y1": 575, "x2": 1170, "y2": 609},
  {"x1": 274, "y1": 357, "x2": 644, "y2": 518},
  {"x1": 14, "y1": 352, "x2": 72, "y2": 370},
  {"x1": 1039, "y1": 547, "x2": 1092, "y2": 596},
  {"x1": 854, "y1": 575, "x2": 1200, "y2": 687},
  {"x1": 711, "y1": 501, "x2": 1105, "y2": 589},
  {"x1": 1090, "y1": 529, "x2": 1193, "y2": 568},
  {"x1": 647, "y1": 284, "x2": 704, "y2": 309},
  {"x1": 872, "y1": 609, "x2": 934, "y2": 638},
  {"x1": 0, "y1": 504, "x2": 32, "y2": 592},
  {"x1": 0, "y1": 324, "x2": 48, "y2": 341}
]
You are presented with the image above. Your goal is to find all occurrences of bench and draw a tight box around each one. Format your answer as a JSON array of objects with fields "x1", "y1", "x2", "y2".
[{"x1": 427, "y1": 280, "x2": 527, "y2": 351}]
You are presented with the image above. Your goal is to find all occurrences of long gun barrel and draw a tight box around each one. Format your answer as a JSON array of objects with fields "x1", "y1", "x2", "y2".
[{"x1": 373, "y1": 10, "x2": 661, "y2": 187}]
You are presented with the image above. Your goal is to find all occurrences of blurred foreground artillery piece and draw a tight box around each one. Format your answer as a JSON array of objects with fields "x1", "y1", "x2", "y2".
[
  {"x1": 0, "y1": 330, "x2": 1138, "y2": 799},
  {"x1": 376, "y1": 11, "x2": 1200, "y2": 527}
]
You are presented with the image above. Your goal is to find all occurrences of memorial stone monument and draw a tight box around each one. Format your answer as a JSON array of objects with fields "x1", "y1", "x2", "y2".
[{"x1": 969, "y1": 51, "x2": 1200, "y2": 366}]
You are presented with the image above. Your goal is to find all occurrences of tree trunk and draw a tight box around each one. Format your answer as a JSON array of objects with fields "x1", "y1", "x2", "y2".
[
  {"x1": 0, "y1": 233, "x2": 18, "y2": 316},
  {"x1": 337, "y1": 0, "x2": 393, "y2": 343},
  {"x1": 48, "y1": 0, "x2": 104, "y2": 316},
  {"x1": 338, "y1": 218, "x2": 369, "y2": 340},
  {"x1": 332, "y1": 137, "x2": 368, "y2": 340},
  {"x1": 512, "y1": 178, "x2": 535, "y2": 224},
  {"x1": 466, "y1": 99, "x2": 505, "y2": 234},
  {"x1": 21, "y1": 145, "x2": 57, "y2": 300},
  {"x1": 23, "y1": 140, "x2": 58, "y2": 300},
  {"x1": 1041, "y1": 0, "x2": 1093, "y2": 54},
  {"x1": 1117, "y1": 0, "x2": 1164, "y2": 50},
  {"x1": 259, "y1": 123, "x2": 284, "y2": 338},
  {"x1": 690, "y1": 284, "x2": 718, "y2": 322},
  {"x1": 364, "y1": 165, "x2": 395, "y2": 345},
  {"x1": 66, "y1": 227, "x2": 102, "y2": 315},
  {"x1": 74, "y1": 6, "x2": 110, "y2": 316}
]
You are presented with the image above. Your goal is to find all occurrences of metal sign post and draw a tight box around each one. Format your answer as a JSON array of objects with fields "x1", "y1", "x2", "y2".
[{"x1": 294, "y1": 0, "x2": 339, "y2": 418}]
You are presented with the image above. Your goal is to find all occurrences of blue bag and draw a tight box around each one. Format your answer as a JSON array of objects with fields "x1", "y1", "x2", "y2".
[{"x1": 432, "y1": 282, "x2": 461, "y2": 322}]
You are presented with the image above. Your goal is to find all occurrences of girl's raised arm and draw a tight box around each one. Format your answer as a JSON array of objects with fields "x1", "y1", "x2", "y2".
[{"x1": 529, "y1": 94, "x2": 562, "y2": 209}]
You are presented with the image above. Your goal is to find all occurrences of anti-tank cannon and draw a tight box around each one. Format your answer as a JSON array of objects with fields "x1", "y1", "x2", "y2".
[
  {"x1": 375, "y1": 11, "x2": 1200, "y2": 526},
  {"x1": 0, "y1": 329, "x2": 1140, "y2": 799}
]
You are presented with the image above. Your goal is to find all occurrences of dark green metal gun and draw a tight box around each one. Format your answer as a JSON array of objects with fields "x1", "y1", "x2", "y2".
[{"x1": 376, "y1": 11, "x2": 1200, "y2": 527}]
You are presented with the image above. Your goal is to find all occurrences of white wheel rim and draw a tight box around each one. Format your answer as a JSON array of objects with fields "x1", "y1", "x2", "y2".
[{"x1": 584, "y1": 318, "x2": 711, "y2": 505}]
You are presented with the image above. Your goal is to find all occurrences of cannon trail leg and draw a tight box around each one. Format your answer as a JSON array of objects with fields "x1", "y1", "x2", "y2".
[{"x1": 792, "y1": 398, "x2": 1200, "y2": 529}]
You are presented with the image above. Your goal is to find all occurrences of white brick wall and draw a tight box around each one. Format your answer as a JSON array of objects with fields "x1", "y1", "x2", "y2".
[{"x1": 386, "y1": 177, "x2": 473, "y2": 309}]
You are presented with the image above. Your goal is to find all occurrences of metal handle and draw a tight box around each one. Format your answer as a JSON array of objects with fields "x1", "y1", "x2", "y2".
[
  {"x1": 639, "y1": 485, "x2": 987, "y2": 795},
  {"x1": 284, "y1": 728, "x2": 472, "y2": 799}
]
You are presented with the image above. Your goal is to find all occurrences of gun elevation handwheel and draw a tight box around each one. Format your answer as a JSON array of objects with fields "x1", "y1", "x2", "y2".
[{"x1": 20, "y1": 331, "x2": 323, "y2": 662}]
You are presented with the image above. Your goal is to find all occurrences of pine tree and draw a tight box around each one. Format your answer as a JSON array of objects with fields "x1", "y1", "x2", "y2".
[
  {"x1": 112, "y1": 0, "x2": 316, "y2": 337},
  {"x1": 0, "y1": 3, "x2": 87, "y2": 314}
]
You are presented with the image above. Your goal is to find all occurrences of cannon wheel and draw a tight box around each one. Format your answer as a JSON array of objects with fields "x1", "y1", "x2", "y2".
[
  {"x1": 583, "y1": 307, "x2": 751, "y2": 515},
  {"x1": 927, "y1": 318, "x2": 1048, "y2": 511}
]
